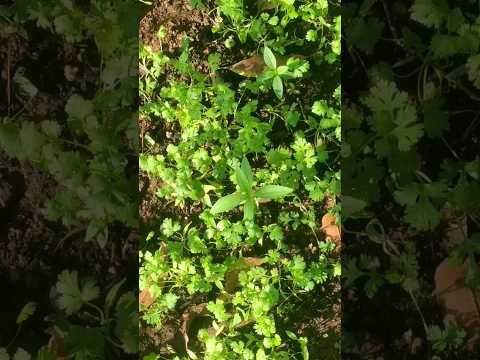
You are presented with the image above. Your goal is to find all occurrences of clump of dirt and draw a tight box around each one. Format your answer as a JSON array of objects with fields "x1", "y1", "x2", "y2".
[{"x1": 140, "y1": 0, "x2": 213, "y2": 59}]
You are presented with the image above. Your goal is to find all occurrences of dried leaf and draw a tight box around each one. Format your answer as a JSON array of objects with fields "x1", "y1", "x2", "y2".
[
  {"x1": 434, "y1": 258, "x2": 480, "y2": 351},
  {"x1": 321, "y1": 214, "x2": 341, "y2": 241},
  {"x1": 440, "y1": 204, "x2": 468, "y2": 251},
  {"x1": 224, "y1": 257, "x2": 264, "y2": 293},
  {"x1": 180, "y1": 304, "x2": 208, "y2": 356},
  {"x1": 47, "y1": 326, "x2": 67, "y2": 359},
  {"x1": 139, "y1": 289, "x2": 155, "y2": 308},
  {"x1": 257, "y1": 0, "x2": 276, "y2": 11},
  {"x1": 230, "y1": 54, "x2": 305, "y2": 77},
  {"x1": 230, "y1": 55, "x2": 266, "y2": 77}
]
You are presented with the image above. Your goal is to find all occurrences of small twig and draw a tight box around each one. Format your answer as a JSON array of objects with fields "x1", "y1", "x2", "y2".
[
  {"x1": 381, "y1": 0, "x2": 400, "y2": 41},
  {"x1": 7, "y1": 39, "x2": 12, "y2": 117},
  {"x1": 54, "y1": 226, "x2": 86, "y2": 252}
]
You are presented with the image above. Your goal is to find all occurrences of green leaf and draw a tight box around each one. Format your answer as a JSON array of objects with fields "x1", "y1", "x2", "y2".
[
  {"x1": 0, "y1": 348, "x2": 8, "y2": 360},
  {"x1": 241, "y1": 157, "x2": 254, "y2": 184},
  {"x1": 466, "y1": 54, "x2": 480, "y2": 89},
  {"x1": 35, "y1": 347, "x2": 55, "y2": 360},
  {"x1": 263, "y1": 47, "x2": 276, "y2": 69},
  {"x1": 211, "y1": 192, "x2": 245, "y2": 214},
  {"x1": 65, "y1": 94, "x2": 94, "y2": 120},
  {"x1": 394, "y1": 182, "x2": 446, "y2": 230},
  {"x1": 67, "y1": 326, "x2": 104, "y2": 358},
  {"x1": 56, "y1": 270, "x2": 99, "y2": 315},
  {"x1": 16, "y1": 302, "x2": 36, "y2": 324},
  {"x1": 20, "y1": 122, "x2": 45, "y2": 160},
  {"x1": 243, "y1": 198, "x2": 256, "y2": 220},
  {"x1": 410, "y1": 0, "x2": 449, "y2": 29},
  {"x1": 422, "y1": 98, "x2": 449, "y2": 138},
  {"x1": 12, "y1": 349, "x2": 30, "y2": 360},
  {"x1": 236, "y1": 164, "x2": 253, "y2": 194},
  {"x1": 115, "y1": 292, "x2": 139, "y2": 353},
  {"x1": 164, "y1": 293, "x2": 179, "y2": 309},
  {"x1": 305, "y1": 30, "x2": 317, "y2": 42},
  {"x1": 272, "y1": 76, "x2": 283, "y2": 99},
  {"x1": 104, "y1": 278, "x2": 126, "y2": 315},
  {"x1": 312, "y1": 100, "x2": 328, "y2": 116},
  {"x1": 255, "y1": 185, "x2": 293, "y2": 200},
  {"x1": 341, "y1": 195, "x2": 367, "y2": 219}
]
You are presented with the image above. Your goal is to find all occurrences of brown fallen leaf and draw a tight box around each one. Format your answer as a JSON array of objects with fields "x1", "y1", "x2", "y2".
[
  {"x1": 47, "y1": 326, "x2": 67, "y2": 359},
  {"x1": 230, "y1": 55, "x2": 266, "y2": 77},
  {"x1": 180, "y1": 303, "x2": 208, "y2": 358},
  {"x1": 139, "y1": 289, "x2": 155, "y2": 308},
  {"x1": 321, "y1": 214, "x2": 341, "y2": 244},
  {"x1": 224, "y1": 257, "x2": 264, "y2": 294},
  {"x1": 433, "y1": 258, "x2": 480, "y2": 351},
  {"x1": 256, "y1": 0, "x2": 276, "y2": 11},
  {"x1": 230, "y1": 54, "x2": 305, "y2": 77}
]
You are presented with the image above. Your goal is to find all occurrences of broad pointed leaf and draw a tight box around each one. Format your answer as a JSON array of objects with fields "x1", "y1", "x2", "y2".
[
  {"x1": 243, "y1": 198, "x2": 256, "y2": 220},
  {"x1": 235, "y1": 165, "x2": 253, "y2": 194},
  {"x1": 211, "y1": 192, "x2": 245, "y2": 214},
  {"x1": 255, "y1": 185, "x2": 293, "y2": 200},
  {"x1": 263, "y1": 47, "x2": 277, "y2": 69},
  {"x1": 272, "y1": 76, "x2": 283, "y2": 99}
]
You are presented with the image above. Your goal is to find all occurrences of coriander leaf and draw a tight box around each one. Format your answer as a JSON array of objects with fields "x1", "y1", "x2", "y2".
[
  {"x1": 410, "y1": 0, "x2": 449, "y2": 29},
  {"x1": 56, "y1": 270, "x2": 99, "y2": 315},
  {"x1": 422, "y1": 98, "x2": 449, "y2": 138},
  {"x1": 12, "y1": 349, "x2": 30, "y2": 360},
  {"x1": 65, "y1": 94, "x2": 94, "y2": 120},
  {"x1": 466, "y1": 54, "x2": 480, "y2": 89},
  {"x1": 392, "y1": 105, "x2": 424, "y2": 151}
]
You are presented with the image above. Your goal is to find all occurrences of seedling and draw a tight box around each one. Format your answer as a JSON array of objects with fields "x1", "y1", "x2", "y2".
[{"x1": 211, "y1": 158, "x2": 293, "y2": 220}]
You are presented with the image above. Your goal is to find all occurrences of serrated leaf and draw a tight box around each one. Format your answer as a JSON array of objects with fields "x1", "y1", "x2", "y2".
[
  {"x1": 211, "y1": 192, "x2": 245, "y2": 214},
  {"x1": 164, "y1": 293, "x2": 178, "y2": 309},
  {"x1": 422, "y1": 98, "x2": 449, "y2": 138},
  {"x1": 255, "y1": 185, "x2": 293, "y2": 200},
  {"x1": 65, "y1": 94, "x2": 94, "y2": 120},
  {"x1": 35, "y1": 347, "x2": 55, "y2": 360},
  {"x1": 263, "y1": 47, "x2": 276, "y2": 69},
  {"x1": 410, "y1": 0, "x2": 449, "y2": 29},
  {"x1": 20, "y1": 122, "x2": 45, "y2": 160},
  {"x1": 466, "y1": 54, "x2": 480, "y2": 89},
  {"x1": 12, "y1": 349, "x2": 30, "y2": 360},
  {"x1": 312, "y1": 100, "x2": 327, "y2": 116},
  {"x1": 115, "y1": 292, "x2": 139, "y2": 353},
  {"x1": 341, "y1": 195, "x2": 367, "y2": 219},
  {"x1": 0, "y1": 348, "x2": 9, "y2": 360},
  {"x1": 56, "y1": 270, "x2": 99, "y2": 315},
  {"x1": 67, "y1": 326, "x2": 104, "y2": 358}
]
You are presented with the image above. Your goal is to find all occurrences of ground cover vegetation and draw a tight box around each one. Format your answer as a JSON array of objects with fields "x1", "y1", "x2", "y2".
[
  {"x1": 342, "y1": 0, "x2": 480, "y2": 358},
  {"x1": 139, "y1": 0, "x2": 341, "y2": 358},
  {"x1": 0, "y1": 0, "x2": 138, "y2": 358}
]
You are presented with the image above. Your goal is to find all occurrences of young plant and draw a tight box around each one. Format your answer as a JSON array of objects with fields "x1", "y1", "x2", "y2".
[
  {"x1": 211, "y1": 158, "x2": 293, "y2": 220},
  {"x1": 257, "y1": 47, "x2": 309, "y2": 100}
]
